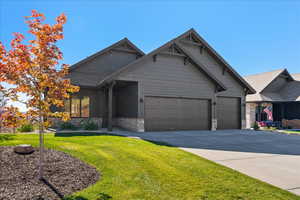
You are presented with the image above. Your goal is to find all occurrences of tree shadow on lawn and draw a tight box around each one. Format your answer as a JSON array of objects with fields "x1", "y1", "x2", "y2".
[
  {"x1": 55, "y1": 132, "x2": 122, "y2": 137},
  {"x1": 40, "y1": 178, "x2": 112, "y2": 200},
  {"x1": 63, "y1": 193, "x2": 112, "y2": 200},
  {"x1": 0, "y1": 134, "x2": 15, "y2": 142},
  {"x1": 145, "y1": 140, "x2": 175, "y2": 147}
]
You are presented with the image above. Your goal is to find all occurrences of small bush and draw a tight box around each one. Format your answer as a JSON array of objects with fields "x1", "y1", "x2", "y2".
[
  {"x1": 17, "y1": 123, "x2": 34, "y2": 132},
  {"x1": 253, "y1": 122, "x2": 260, "y2": 131},
  {"x1": 82, "y1": 120, "x2": 98, "y2": 130},
  {"x1": 60, "y1": 122, "x2": 78, "y2": 130}
]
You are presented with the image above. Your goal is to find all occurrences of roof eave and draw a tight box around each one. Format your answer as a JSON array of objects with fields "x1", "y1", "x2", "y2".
[
  {"x1": 69, "y1": 38, "x2": 145, "y2": 72},
  {"x1": 188, "y1": 29, "x2": 256, "y2": 94},
  {"x1": 260, "y1": 68, "x2": 294, "y2": 94}
]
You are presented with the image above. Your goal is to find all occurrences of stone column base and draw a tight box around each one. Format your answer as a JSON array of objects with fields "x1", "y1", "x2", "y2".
[
  {"x1": 115, "y1": 117, "x2": 144, "y2": 132},
  {"x1": 211, "y1": 118, "x2": 217, "y2": 131}
]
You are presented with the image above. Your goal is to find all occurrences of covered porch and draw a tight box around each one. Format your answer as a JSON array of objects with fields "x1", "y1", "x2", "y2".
[
  {"x1": 103, "y1": 80, "x2": 144, "y2": 132},
  {"x1": 247, "y1": 101, "x2": 300, "y2": 129}
]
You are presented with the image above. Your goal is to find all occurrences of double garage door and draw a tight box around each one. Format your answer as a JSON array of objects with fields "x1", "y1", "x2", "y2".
[
  {"x1": 145, "y1": 96, "x2": 240, "y2": 131},
  {"x1": 145, "y1": 97, "x2": 211, "y2": 131}
]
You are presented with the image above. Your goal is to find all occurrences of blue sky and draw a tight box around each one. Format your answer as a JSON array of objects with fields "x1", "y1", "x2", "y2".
[
  {"x1": 1, "y1": 0, "x2": 299, "y2": 76},
  {"x1": 0, "y1": 0, "x2": 299, "y2": 110}
]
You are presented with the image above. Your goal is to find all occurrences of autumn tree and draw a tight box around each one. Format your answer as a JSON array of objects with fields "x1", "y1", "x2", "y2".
[{"x1": 0, "y1": 10, "x2": 79, "y2": 179}]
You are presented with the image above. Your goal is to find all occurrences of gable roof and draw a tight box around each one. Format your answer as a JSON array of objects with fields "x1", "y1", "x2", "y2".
[
  {"x1": 292, "y1": 73, "x2": 300, "y2": 81},
  {"x1": 186, "y1": 29, "x2": 256, "y2": 94},
  {"x1": 97, "y1": 31, "x2": 227, "y2": 91},
  {"x1": 244, "y1": 68, "x2": 293, "y2": 93},
  {"x1": 244, "y1": 68, "x2": 300, "y2": 102},
  {"x1": 69, "y1": 38, "x2": 145, "y2": 72},
  {"x1": 97, "y1": 28, "x2": 255, "y2": 93}
]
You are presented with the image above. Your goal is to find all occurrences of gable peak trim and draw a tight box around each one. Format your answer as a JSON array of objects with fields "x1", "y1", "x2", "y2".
[
  {"x1": 260, "y1": 68, "x2": 294, "y2": 93},
  {"x1": 69, "y1": 38, "x2": 144, "y2": 72}
]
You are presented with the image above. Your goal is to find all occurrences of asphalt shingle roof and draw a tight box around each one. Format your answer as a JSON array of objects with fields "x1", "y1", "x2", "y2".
[{"x1": 244, "y1": 69, "x2": 300, "y2": 102}]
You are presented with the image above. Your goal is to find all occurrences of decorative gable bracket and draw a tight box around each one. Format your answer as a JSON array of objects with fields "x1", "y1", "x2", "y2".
[
  {"x1": 153, "y1": 54, "x2": 157, "y2": 62},
  {"x1": 180, "y1": 32, "x2": 205, "y2": 54}
]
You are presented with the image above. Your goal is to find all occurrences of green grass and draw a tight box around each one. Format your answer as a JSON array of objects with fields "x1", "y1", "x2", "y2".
[
  {"x1": 1, "y1": 133, "x2": 299, "y2": 200},
  {"x1": 280, "y1": 130, "x2": 300, "y2": 135}
]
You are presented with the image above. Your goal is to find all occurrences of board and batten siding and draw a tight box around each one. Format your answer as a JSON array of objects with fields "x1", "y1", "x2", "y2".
[
  {"x1": 179, "y1": 41, "x2": 246, "y2": 128},
  {"x1": 116, "y1": 54, "x2": 217, "y2": 129}
]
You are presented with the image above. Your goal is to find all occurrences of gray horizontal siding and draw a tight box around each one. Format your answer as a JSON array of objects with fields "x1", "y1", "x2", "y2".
[
  {"x1": 178, "y1": 40, "x2": 246, "y2": 127},
  {"x1": 179, "y1": 40, "x2": 244, "y2": 97},
  {"x1": 117, "y1": 54, "x2": 217, "y2": 119},
  {"x1": 69, "y1": 50, "x2": 138, "y2": 86},
  {"x1": 118, "y1": 55, "x2": 216, "y2": 98}
]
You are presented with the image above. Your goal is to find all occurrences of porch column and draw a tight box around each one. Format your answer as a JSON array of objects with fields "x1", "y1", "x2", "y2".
[
  {"x1": 257, "y1": 103, "x2": 262, "y2": 122},
  {"x1": 280, "y1": 103, "x2": 285, "y2": 120},
  {"x1": 108, "y1": 81, "x2": 115, "y2": 131}
]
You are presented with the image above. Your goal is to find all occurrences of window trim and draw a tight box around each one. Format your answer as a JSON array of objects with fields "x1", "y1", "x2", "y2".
[
  {"x1": 66, "y1": 96, "x2": 90, "y2": 118},
  {"x1": 81, "y1": 96, "x2": 90, "y2": 118}
]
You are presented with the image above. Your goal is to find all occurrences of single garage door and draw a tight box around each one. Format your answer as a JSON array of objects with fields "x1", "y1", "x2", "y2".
[
  {"x1": 145, "y1": 96, "x2": 211, "y2": 131},
  {"x1": 217, "y1": 97, "x2": 241, "y2": 129}
]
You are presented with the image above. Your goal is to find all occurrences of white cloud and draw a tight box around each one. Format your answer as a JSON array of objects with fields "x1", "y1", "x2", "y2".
[{"x1": 1, "y1": 82, "x2": 28, "y2": 112}]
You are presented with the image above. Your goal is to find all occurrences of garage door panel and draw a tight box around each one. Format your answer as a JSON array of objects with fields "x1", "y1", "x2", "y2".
[
  {"x1": 145, "y1": 97, "x2": 211, "y2": 131},
  {"x1": 217, "y1": 97, "x2": 241, "y2": 129}
]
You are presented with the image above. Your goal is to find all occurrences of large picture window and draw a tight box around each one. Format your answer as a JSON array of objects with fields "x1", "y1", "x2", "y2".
[{"x1": 65, "y1": 96, "x2": 90, "y2": 117}]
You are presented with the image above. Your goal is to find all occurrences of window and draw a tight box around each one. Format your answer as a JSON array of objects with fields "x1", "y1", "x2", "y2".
[
  {"x1": 81, "y1": 96, "x2": 90, "y2": 117},
  {"x1": 65, "y1": 96, "x2": 90, "y2": 117},
  {"x1": 71, "y1": 97, "x2": 80, "y2": 117},
  {"x1": 65, "y1": 99, "x2": 70, "y2": 113}
]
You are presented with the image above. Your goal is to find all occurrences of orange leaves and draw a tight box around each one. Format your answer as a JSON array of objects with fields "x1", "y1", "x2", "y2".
[
  {"x1": 0, "y1": 10, "x2": 79, "y2": 129},
  {"x1": 1, "y1": 106, "x2": 26, "y2": 128},
  {"x1": 10, "y1": 33, "x2": 25, "y2": 48},
  {"x1": 31, "y1": 10, "x2": 45, "y2": 20},
  {"x1": 56, "y1": 13, "x2": 67, "y2": 25}
]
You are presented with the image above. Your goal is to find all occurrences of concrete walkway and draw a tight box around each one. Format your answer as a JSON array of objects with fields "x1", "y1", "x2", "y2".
[{"x1": 109, "y1": 129, "x2": 300, "y2": 196}]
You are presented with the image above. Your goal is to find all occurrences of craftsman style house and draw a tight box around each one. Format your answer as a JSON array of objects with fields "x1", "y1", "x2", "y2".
[
  {"x1": 61, "y1": 29, "x2": 255, "y2": 132},
  {"x1": 245, "y1": 69, "x2": 300, "y2": 129}
]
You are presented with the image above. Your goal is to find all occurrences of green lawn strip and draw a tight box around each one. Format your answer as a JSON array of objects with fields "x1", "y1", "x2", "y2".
[
  {"x1": 281, "y1": 130, "x2": 300, "y2": 135},
  {"x1": 0, "y1": 134, "x2": 299, "y2": 200}
]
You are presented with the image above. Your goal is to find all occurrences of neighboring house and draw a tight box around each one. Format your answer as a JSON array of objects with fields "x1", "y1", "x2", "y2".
[
  {"x1": 244, "y1": 69, "x2": 300, "y2": 128},
  {"x1": 61, "y1": 28, "x2": 255, "y2": 132}
]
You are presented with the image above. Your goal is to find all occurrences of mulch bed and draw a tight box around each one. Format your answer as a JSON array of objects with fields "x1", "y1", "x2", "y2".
[{"x1": 0, "y1": 146, "x2": 100, "y2": 200}]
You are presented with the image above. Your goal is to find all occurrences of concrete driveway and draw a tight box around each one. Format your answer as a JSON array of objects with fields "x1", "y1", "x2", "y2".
[{"x1": 115, "y1": 129, "x2": 300, "y2": 195}]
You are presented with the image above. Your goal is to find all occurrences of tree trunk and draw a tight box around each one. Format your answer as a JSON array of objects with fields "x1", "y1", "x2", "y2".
[{"x1": 39, "y1": 114, "x2": 44, "y2": 180}]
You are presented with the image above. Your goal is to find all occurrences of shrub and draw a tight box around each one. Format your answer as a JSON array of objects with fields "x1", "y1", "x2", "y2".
[
  {"x1": 17, "y1": 123, "x2": 34, "y2": 132},
  {"x1": 82, "y1": 120, "x2": 98, "y2": 130},
  {"x1": 253, "y1": 122, "x2": 260, "y2": 131},
  {"x1": 60, "y1": 122, "x2": 78, "y2": 130}
]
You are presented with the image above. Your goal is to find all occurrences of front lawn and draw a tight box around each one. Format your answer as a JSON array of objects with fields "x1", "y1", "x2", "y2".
[{"x1": 0, "y1": 133, "x2": 299, "y2": 200}]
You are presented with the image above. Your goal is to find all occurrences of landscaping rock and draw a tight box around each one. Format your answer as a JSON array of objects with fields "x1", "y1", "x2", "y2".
[
  {"x1": 14, "y1": 144, "x2": 34, "y2": 154},
  {"x1": 0, "y1": 146, "x2": 100, "y2": 200}
]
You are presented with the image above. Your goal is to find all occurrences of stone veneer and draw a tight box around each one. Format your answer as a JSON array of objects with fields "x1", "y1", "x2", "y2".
[
  {"x1": 211, "y1": 118, "x2": 217, "y2": 131},
  {"x1": 246, "y1": 103, "x2": 257, "y2": 129},
  {"x1": 246, "y1": 102, "x2": 273, "y2": 128},
  {"x1": 50, "y1": 117, "x2": 103, "y2": 129},
  {"x1": 114, "y1": 118, "x2": 144, "y2": 132}
]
